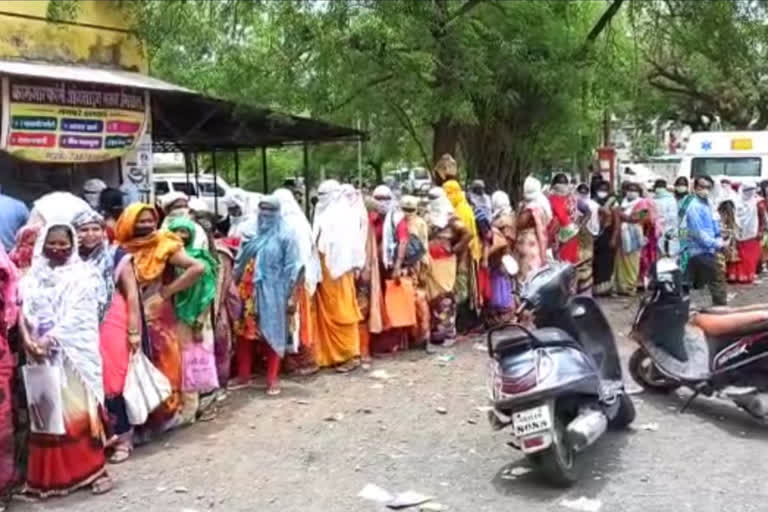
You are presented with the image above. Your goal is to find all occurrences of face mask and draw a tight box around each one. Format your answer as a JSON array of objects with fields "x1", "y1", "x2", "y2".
[
  {"x1": 258, "y1": 211, "x2": 278, "y2": 232},
  {"x1": 597, "y1": 191, "x2": 608, "y2": 199},
  {"x1": 44, "y1": 248, "x2": 71, "y2": 265},
  {"x1": 675, "y1": 185, "x2": 688, "y2": 194},
  {"x1": 553, "y1": 184, "x2": 569, "y2": 195},
  {"x1": 134, "y1": 226, "x2": 155, "y2": 238},
  {"x1": 696, "y1": 189, "x2": 710, "y2": 199},
  {"x1": 578, "y1": 193, "x2": 589, "y2": 202},
  {"x1": 375, "y1": 200, "x2": 391, "y2": 215},
  {"x1": 626, "y1": 191, "x2": 639, "y2": 201}
]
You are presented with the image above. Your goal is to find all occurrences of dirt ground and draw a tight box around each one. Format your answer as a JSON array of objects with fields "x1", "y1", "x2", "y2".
[{"x1": 11, "y1": 280, "x2": 768, "y2": 512}]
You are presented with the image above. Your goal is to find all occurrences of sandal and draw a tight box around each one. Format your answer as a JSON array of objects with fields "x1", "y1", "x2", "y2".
[
  {"x1": 296, "y1": 366, "x2": 319, "y2": 377},
  {"x1": 92, "y1": 476, "x2": 113, "y2": 495},
  {"x1": 197, "y1": 408, "x2": 217, "y2": 422},
  {"x1": 335, "y1": 359, "x2": 361, "y2": 373},
  {"x1": 266, "y1": 385, "x2": 281, "y2": 396},
  {"x1": 108, "y1": 444, "x2": 132, "y2": 464}
]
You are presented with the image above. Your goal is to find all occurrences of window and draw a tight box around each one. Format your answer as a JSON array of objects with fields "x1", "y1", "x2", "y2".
[
  {"x1": 691, "y1": 157, "x2": 761, "y2": 178},
  {"x1": 154, "y1": 181, "x2": 169, "y2": 195},
  {"x1": 171, "y1": 182, "x2": 197, "y2": 195},
  {"x1": 198, "y1": 181, "x2": 225, "y2": 197}
]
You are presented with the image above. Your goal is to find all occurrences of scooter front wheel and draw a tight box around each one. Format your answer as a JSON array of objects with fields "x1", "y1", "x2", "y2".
[{"x1": 629, "y1": 348, "x2": 681, "y2": 393}]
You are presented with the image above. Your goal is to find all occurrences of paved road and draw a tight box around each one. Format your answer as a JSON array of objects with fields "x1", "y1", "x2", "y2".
[{"x1": 12, "y1": 283, "x2": 768, "y2": 512}]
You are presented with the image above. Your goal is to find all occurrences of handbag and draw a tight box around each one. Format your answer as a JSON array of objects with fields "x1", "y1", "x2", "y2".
[
  {"x1": 384, "y1": 278, "x2": 417, "y2": 328},
  {"x1": 123, "y1": 351, "x2": 172, "y2": 425},
  {"x1": 181, "y1": 339, "x2": 220, "y2": 393},
  {"x1": 22, "y1": 363, "x2": 65, "y2": 435},
  {"x1": 390, "y1": 214, "x2": 426, "y2": 267}
]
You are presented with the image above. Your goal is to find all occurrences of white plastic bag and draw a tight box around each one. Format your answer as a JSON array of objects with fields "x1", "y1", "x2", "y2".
[
  {"x1": 22, "y1": 363, "x2": 66, "y2": 435},
  {"x1": 123, "y1": 351, "x2": 172, "y2": 425}
]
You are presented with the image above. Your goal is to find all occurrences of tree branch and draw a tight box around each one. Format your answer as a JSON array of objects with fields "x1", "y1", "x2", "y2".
[
  {"x1": 329, "y1": 73, "x2": 395, "y2": 112},
  {"x1": 387, "y1": 99, "x2": 431, "y2": 171},
  {"x1": 585, "y1": 0, "x2": 625, "y2": 43},
  {"x1": 444, "y1": 0, "x2": 486, "y2": 28}
]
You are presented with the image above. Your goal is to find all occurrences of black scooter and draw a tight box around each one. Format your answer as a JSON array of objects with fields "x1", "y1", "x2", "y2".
[
  {"x1": 630, "y1": 256, "x2": 768, "y2": 419},
  {"x1": 487, "y1": 263, "x2": 635, "y2": 486}
]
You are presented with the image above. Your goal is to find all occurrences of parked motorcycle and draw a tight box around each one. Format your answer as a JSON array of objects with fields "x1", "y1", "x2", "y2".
[
  {"x1": 629, "y1": 256, "x2": 768, "y2": 419},
  {"x1": 487, "y1": 263, "x2": 635, "y2": 486}
]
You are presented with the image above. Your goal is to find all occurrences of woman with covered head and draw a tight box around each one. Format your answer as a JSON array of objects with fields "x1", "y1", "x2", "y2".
[
  {"x1": 234, "y1": 196, "x2": 301, "y2": 395},
  {"x1": 592, "y1": 179, "x2": 620, "y2": 296},
  {"x1": 115, "y1": 204, "x2": 204, "y2": 432},
  {"x1": 548, "y1": 173, "x2": 580, "y2": 264},
  {"x1": 425, "y1": 187, "x2": 471, "y2": 348},
  {"x1": 516, "y1": 176, "x2": 551, "y2": 283},
  {"x1": 274, "y1": 187, "x2": 322, "y2": 375},
  {"x1": 0, "y1": 247, "x2": 18, "y2": 493},
  {"x1": 18, "y1": 221, "x2": 112, "y2": 496},
  {"x1": 442, "y1": 179, "x2": 482, "y2": 334},
  {"x1": 74, "y1": 209, "x2": 142, "y2": 463},
  {"x1": 312, "y1": 180, "x2": 363, "y2": 371},
  {"x1": 728, "y1": 183, "x2": 763, "y2": 283},
  {"x1": 614, "y1": 181, "x2": 655, "y2": 296},
  {"x1": 483, "y1": 190, "x2": 516, "y2": 328}
]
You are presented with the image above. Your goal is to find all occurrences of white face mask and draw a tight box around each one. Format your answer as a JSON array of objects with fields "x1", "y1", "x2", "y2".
[
  {"x1": 597, "y1": 191, "x2": 608, "y2": 199},
  {"x1": 626, "y1": 191, "x2": 639, "y2": 201},
  {"x1": 553, "y1": 183, "x2": 569, "y2": 195},
  {"x1": 696, "y1": 189, "x2": 710, "y2": 199},
  {"x1": 675, "y1": 185, "x2": 688, "y2": 194}
]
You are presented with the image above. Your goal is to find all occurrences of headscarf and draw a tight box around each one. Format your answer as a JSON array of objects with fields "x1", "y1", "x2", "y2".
[
  {"x1": 443, "y1": 180, "x2": 481, "y2": 260},
  {"x1": 159, "y1": 191, "x2": 188, "y2": 213},
  {"x1": 372, "y1": 185, "x2": 395, "y2": 215},
  {"x1": 20, "y1": 223, "x2": 105, "y2": 404},
  {"x1": 99, "y1": 187, "x2": 125, "y2": 220},
  {"x1": 233, "y1": 192, "x2": 264, "y2": 241},
  {"x1": 274, "y1": 188, "x2": 322, "y2": 294},
  {"x1": 312, "y1": 180, "x2": 362, "y2": 278},
  {"x1": 225, "y1": 188, "x2": 249, "y2": 237},
  {"x1": 115, "y1": 203, "x2": 183, "y2": 285},
  {"x1": 73, "y1": 209, "x2": 114, "y2": 321},
  {"x1": 400, "y1": 195, "x2": 429, "y2": 259},
  {"x1": 736, "y1": 184, "x2": 759, "y2": 241},
  {"x1": 433, "y1": 154, "x2": 458, "y2": 183},
  {"x1": 83, "y1": 179, "x2": 107, "y2": 209},
  {"x1": 0, "y1": 246, "x2": 19, "y2": 329},
  {"x1": 31, "y1": 192, "x2": 91, "y2": 226},
  {"x1": 523, "y1": 176, "x2": 553, "y2": 225},
  {"x1": 427, "y1": 187, "x2": 454, "y2": 229},
  {"x1": 340, "y1": 184, "x2": 369, "y2": 271},
  {"x1": 378, "y1": 184, "x2": 403, "y2": 269},
  {"x1": 167, "y1": 217, "x2": 218, "y2": 326},
  {"x1": 9, "y1": 225, "x2": 40, "y2": 272},
  {"x1": 468, "y1": 180, "x2": 493, "y2": 218},
  {"x1": 491, "y1": 191, "x2": 513, "y2": 220}
]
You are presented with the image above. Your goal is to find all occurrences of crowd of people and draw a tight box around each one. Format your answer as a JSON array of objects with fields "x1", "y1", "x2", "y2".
[{"x1": 0, "y1": 154, "x2": 765, "y2": 500}]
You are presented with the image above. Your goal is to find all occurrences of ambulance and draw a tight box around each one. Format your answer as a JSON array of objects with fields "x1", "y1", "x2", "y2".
[{"x1": 677, "y1": 131, "x2": 768, "y2": 186}]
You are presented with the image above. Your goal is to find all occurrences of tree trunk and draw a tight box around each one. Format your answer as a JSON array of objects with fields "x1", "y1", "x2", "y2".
[{"x1": 432, "y1": 118, "x2": 460, "y2": 169}]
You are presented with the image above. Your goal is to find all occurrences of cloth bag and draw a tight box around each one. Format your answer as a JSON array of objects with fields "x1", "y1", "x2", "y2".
[
  {"x1": 384, "y1": 278, "x2": 417, "y2": 328},
  {"x1": 181, "y1": 339, "x2": 220, "y2": 393},
  {"x1": 123, "y1": 351, "x2": 172, "y2": 425},
  {"x1": 22, "y1": 363, "x2": 66, "y2": 435}
]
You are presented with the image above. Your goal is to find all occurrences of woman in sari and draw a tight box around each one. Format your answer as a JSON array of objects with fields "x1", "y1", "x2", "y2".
[
  {"x1": 0, "y1": 247, "x2": 18, "y2": 494},
  {"x1": 357, "y1": 194, "x2": 383, "y2": 368},
  {"x1": 9, "y1": 225, "x2": 39, "y2": 275},
  {"x1": 592, "y1": 180, "x2": 619, "y2": 296},
  {"x1": 729, "y1": 184, "x2": 762, "y2": 283},
  {"x1": 274, "y1": 188, "x2": 322, "y2": 375},
  {"x1": 516, "y1": 177, "x2": 551, "y2": 284},
  {"x1": 425, "y1": 188, "x2": 471, "y2": 348},
  {"x1": 575, "y1": 184, "x2": 600, "y2": 295},
  {"x1": 234, "y1": 197, "x2": 301, "y2": 395},
  {"x1": 73, "y1": 210, "x2": 141, "y2": 463},
  {"x1": 115, "y1": 204, "x2": 204, "y2": 432},
  {"x1": 19, "y1": 223, "x2": 111, "y2": 496},
  {"x1": 485, "y1": 191, "x2": 516, "y2": 328},
  {"x1": 615, "y1": 182, "x2": 650, "y2": 296},
  {"x1": 548, "y1": 173, "x2": 580, "y2": 264},
  {"x1": 312, "y1": 180, "x2": 363, "y2": 371},
  {"x1": 443, "y1": 180, "x2": 482, "y2": 334}
]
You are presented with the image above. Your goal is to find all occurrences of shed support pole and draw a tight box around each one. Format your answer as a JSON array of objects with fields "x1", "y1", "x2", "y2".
[
  {"x1": 234, "y1": 149, "x2": 240, "y2": 187},
  {"x1": 193, "y1": 153, "x2": 200, "y2": 196},
  {"x1": 212, "y1": 149, "x2": 218, "y2": 215},
  {"x1": 262, "y1": 146, "x2": 268, "y2": 193},
  {"x1": 303, "y1": 143, "x2": 310, "y2": 218}
]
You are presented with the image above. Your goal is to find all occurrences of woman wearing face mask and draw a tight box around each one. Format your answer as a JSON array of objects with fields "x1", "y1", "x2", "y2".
[
  {"x1": 516, "y1": 177, "x2": 552, "y2": 283},
  {"x1": 0, "y1": 246, "x2": 18, "y2": 494},
  {"x1": 483, "y1": 190, "x2": 516, "y2": 327},
  {"x1": 591, "y1": 180, "x2": 619, "y2": 296},
  {"x1": 74, "y1": 210, "x2": 141, "y2": 463},
  {"x1": 615, "y1": 182, "x2": 654, "y2": 295},
  {"x1": 425, "y1": 187, "x2": 471, "y2": 348},
  {"x1": 575, "y1": 184, "x2": 600, "y2": 295},
  {"x1": 115, "y1": 204, "x2": 204, "y2": 432},
  {"x1": 548, "y1": 173, "x2": 580, "y2": 264},
  {"x1": 728, "y1": 184, "x2": 762, "y2": 283},
  {"x1": 19, "y1": 222, "x2": 113, "y2": 496}
]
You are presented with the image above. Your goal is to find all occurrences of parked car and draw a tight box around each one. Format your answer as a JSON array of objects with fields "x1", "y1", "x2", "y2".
[{"x1": 153, "y1": 173, "x2": 233, "y2": 216}]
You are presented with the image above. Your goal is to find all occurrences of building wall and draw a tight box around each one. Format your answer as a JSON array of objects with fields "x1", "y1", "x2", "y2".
[{"x1": 0, "y1": 0, "x2": 146, "y2": 72}]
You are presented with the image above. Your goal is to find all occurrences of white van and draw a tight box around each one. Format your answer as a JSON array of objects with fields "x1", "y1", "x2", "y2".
[
  {"x1": 677, "y1": 131, "x2": 768, "y2": 186},
  {"x1": 153, "y1": 173, "x2": 233, "y2": 216}
]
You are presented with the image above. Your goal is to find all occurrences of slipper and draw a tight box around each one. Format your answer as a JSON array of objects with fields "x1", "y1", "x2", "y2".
[
  {"x1": 108, "y1": 445, "x2": 132, "y2": 464},
  {"x1": 266, "y1": 386, "x2": 281, "y2": 396},
  {"x1": 92, "y1": 476, "x2": 113, "y2": 495}
]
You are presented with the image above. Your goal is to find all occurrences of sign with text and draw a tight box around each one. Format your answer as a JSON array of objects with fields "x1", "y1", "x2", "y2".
[{"x1": 1, "y1": 77, "x2": 148, "y2": 163}]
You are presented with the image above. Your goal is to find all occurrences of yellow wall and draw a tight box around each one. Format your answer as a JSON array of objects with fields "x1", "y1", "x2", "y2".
[{"x1": 0, "y1": 0, "x2": 146, "y2": 72}]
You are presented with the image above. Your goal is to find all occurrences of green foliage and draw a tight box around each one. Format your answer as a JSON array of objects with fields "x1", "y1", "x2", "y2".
[{"x1": 46, "y1": 0, "x2": 80, "y2": 21}]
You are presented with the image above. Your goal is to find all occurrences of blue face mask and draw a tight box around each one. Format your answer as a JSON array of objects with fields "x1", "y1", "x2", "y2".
[{"x1": 257, "y1": 210, "x2": 278, "y2": 233}]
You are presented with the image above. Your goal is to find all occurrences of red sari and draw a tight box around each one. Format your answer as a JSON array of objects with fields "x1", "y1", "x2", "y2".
[{"x1": 548, "y1": 194, "x2": 579, "y2": 263}]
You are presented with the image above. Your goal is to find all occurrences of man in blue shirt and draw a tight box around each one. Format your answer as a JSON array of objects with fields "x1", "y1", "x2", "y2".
[
  {"x1": 684, "y1": 175, "x2": 727, "y2": 305},
  {"x1": 0, "y1": 190, "x2": 29, "y2": 252}
]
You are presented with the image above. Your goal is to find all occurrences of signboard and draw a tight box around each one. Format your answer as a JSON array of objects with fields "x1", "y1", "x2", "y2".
[
  {"x1": 122, "y1": 132, "x2": 153, "y2": 203},
  {"x1": 1, "y1": 77, "x2": 148, "y2": 163}
]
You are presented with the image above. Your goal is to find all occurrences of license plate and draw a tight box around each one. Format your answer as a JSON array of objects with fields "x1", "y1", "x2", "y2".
[{"x1": 512, "y1": 405, "x2": 552, "y2": 436}]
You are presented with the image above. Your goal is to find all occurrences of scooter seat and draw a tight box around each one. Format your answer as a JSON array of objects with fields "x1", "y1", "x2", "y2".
[
  {"x1": 691, "y1": 310, "x2": 768, "y2": 338},
  {"x1": 700, "y1": 304, "x2": 768, "y2": 315}
]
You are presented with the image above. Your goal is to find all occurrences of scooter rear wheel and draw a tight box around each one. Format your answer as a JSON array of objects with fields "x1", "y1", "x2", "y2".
[
  {"x1": 629, "y1": 348, "x2": 681, "y2": 393},
  {"x1": 527, "y1": 408, "x2": 580, "y2": 487}
]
